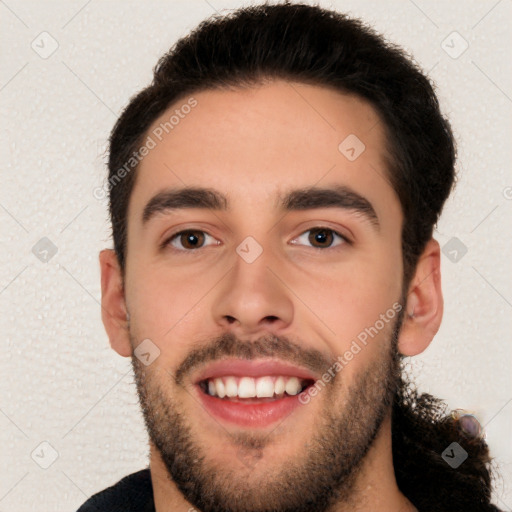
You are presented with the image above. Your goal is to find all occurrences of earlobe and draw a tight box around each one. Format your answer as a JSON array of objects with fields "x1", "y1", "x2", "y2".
[
  {"x1": 398, "y1": 238, "x2": 444, "y2": 356},
  {"x1": 99, "y1": 249, "x2": 133, "y2": 357}
]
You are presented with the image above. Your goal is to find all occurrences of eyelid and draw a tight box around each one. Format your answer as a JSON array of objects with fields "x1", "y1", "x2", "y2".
[
  {"x1": 290, "y1": 227, "x2": 351, "y2": 249},
  {"x1": 161, "y1": 225, "x2": 352, "y2": 252},
  {"x1": 161, "y1": 229, "x2": 220, "y2": 251}
]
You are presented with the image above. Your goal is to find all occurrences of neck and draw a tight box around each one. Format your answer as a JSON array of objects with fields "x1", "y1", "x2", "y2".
[{"x1": 150, "y1": 413, "x2": 416, "y2": 512}]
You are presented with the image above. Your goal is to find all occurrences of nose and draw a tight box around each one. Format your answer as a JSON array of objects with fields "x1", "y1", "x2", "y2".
[{"x1": 211, "y1": 247, "x2": 294, "y2": 339}]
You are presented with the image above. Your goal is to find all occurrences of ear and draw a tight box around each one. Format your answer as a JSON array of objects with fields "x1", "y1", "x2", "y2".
[
  {"x1": 99, "y1": 249, "x2": 132, "y2": 357},
  {"x1": 398, "y1": 238, "x2": 444, "y2": 356}
]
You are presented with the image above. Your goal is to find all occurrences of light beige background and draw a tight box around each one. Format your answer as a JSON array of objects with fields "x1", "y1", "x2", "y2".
[{"x1": 1, "y1": 0, "x2": 511, "y2": 510}]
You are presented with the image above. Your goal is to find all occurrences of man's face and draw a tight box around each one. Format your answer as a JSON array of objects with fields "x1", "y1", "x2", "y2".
[{"x1": 124, "y1": 80, "x2": 405, "y2": 511}]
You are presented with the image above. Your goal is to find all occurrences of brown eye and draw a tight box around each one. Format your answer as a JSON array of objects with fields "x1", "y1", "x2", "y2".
[
  {"x1": 308, "y1": 228, "x2": 334, "y2": 248},
  {"x1": 292, "y1": 227, "x2": 348, "y2": 249},
  {"x1": 179, "y1": 231, "x2": 205, "y2": 249},
  {"x1": 166, "y1": 230, "x2": 218, "y2": 251}
]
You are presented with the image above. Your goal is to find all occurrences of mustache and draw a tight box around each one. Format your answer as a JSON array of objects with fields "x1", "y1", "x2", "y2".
[{"x1": 173, "y1": 332, "x2": 335, "y2": 386}]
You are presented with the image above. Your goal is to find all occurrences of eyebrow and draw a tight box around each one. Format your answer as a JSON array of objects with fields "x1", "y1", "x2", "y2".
[
  {"x1": 280, "y1": 185, "x2": 380, "y2": 230},
  {"x1": 142, "y1": 187, "x2": 228, "y2": 224},
  {"x1": 142, "y1": 185, "x2": 380, "y2": 231}
]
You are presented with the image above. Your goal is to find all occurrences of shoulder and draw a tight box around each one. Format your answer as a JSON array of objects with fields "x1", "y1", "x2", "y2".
[{"x1": 76, "y1": 468, "x2": 154, "y2": 512}]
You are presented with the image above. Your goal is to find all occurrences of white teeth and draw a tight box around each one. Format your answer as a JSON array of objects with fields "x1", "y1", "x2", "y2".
[
  {"x1": 238, "y1": 377, "x2": 256, "y2": 398},
  {"x1": 214, "y1": 378, "x2": 226, "y2": 398},
  {"x1": 256, "y1": 376, "x2": 275, "y2": 398},
  {"x1": 205, "y1": 375, "x2": 307, "y2": 399},
  {"x1": 274, "y1": 376, "x2": 286, "y2": 395},
  {"x1": 225, "y1": 376, "x2": 238, "y2": 397},
  {"x1": 284, "y1": 377, "x2": 301, "y2": 396}
]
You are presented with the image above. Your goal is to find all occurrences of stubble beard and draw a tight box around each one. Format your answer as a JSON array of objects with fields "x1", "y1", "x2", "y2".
[{"x1": 131, "y1": 314, "x2": 403, "y2": 512}]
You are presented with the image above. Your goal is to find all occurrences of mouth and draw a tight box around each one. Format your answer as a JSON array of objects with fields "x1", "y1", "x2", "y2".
[
  {"x1": 193, "y1": 359, "x2": 317, "y2": 428},
  {"x1": 199, "y1": 375, "x2": 312, "y2": 401}
]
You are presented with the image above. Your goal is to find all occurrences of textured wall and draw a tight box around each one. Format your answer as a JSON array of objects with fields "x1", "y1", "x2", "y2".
[{"x1": 1, "y1": 0, "x2": 511, "y2": 510}]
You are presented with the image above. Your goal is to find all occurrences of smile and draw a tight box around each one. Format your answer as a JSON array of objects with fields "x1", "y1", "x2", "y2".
[
  {"x1": 193, "y1": 359, "x2": 317, "y2": 428},
  {"x1": 200, "y1": 375, "x2": 310, "y2": 399}
]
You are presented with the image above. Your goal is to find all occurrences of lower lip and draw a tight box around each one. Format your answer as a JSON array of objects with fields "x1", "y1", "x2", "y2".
[{"x1": 196, "y1": 386, "x2": 306, "y2": 428}]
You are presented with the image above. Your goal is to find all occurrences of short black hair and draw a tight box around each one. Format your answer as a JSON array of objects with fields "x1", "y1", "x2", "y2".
[{"x1": 108, "y1": 1, "x2": 456, "y2": 293}]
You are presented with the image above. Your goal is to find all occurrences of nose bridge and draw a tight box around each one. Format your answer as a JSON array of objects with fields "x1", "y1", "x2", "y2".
[
  {"x1": 211, "y1": 237, "x2": 294, "y2": 334},
  {"x1": 231, "y1": 242, "x2": 274, "y2": 294}
]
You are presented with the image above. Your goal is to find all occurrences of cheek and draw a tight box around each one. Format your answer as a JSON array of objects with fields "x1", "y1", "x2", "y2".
[
  {"x1": 128, "y1": 266, "x2": 191, "y2": 324},
  {"x1": 327, "y1": 312, "x2": 400, "y2": 398},
  {"x1": 125, "y1": 267, "x2": 218, "y2": 360},
  {"x1": 290, "y1": 246, "x2": 402, "y2": 344}
]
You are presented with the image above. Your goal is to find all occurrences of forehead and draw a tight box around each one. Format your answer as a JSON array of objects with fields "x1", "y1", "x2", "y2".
[{"x1": 129, "y1": 80, "x2": 401, "y2": 224}]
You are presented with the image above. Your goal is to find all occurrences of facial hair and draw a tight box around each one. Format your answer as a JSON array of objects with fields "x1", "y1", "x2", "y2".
[{"x1": 131, "y1": 311, "x2": 403, "y2": 512}]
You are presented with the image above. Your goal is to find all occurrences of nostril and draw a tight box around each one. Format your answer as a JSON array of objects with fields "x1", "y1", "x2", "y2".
[{"x1": 225, "y1": 315, "x2": 237, "y2": 324}]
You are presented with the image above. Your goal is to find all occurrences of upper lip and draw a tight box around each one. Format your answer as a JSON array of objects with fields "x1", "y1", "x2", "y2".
[{"x1": 193, "y1": 358, "x2": 320, "y2": 384}]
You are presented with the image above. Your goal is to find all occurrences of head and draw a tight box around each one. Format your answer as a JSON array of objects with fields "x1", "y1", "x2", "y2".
[{"x1": 99, "y1": 3, "x2": 495, "y2": 511}]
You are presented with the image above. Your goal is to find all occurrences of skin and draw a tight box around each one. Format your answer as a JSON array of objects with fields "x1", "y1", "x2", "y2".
[{"x1": 100, "y1": 80, "x2": 444, "y2": 511}]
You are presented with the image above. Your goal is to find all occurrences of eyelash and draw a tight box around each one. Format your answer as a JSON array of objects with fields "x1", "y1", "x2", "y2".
[{"x1": 162, "y1": 227, "x2": 351, "y2": 252}]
